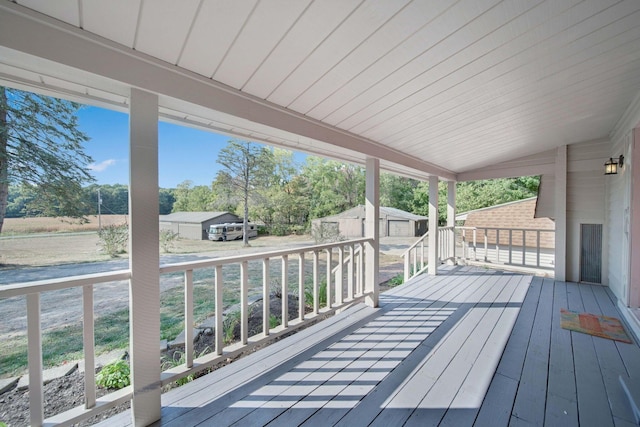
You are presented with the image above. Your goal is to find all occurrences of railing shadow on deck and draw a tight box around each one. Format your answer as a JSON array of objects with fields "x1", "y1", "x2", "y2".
[{"x1": 151, "y1": 268, "x2": 527, "y2": 427}]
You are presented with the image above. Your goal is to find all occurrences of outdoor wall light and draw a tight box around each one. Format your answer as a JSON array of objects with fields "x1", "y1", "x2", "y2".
[{"x1": 604, "y1": 155, "x2": 624, "y2": 175}]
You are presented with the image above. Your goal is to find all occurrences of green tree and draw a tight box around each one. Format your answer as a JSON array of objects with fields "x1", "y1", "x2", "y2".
[
  {"x1": 0, "y1": 87, "x2": 94, "y2": 232},
  {"x1": 251, "y1": 148, "x2": 308, "y2": 234},
  {"x1": 217, "y1": 139, "x2": 274, "y2": 246},
  {"x1": 302, "y1": 157, "x2": 365, "y2": 219},
  {"x1": 412, "y1": 177, "x2": 540, "y2": 224},
  {"x1": 172, "y1": 180, "x2": 214, "y2": 212},
  {"x1": 158, "y1": 188, "x2": 175, "y2": 215},
  {"x1": 210, "y1": 171, "x2": 239, "y2": 212},
  {"x1": 380, "y1": 173, "x2": 417, "y2": 212}
]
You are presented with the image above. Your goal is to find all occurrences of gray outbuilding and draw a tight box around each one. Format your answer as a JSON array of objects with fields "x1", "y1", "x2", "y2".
[
  {"x1": 159, "y1": 211, "x2": 241, "y2": 240},
  {"x1": 311, "y1": 205, "x2": 428, "y2": 238}
]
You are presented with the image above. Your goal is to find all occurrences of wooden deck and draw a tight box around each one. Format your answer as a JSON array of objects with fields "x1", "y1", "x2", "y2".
[{"x1": 100, "y1": 266, "x2": 640, "y2": 427}]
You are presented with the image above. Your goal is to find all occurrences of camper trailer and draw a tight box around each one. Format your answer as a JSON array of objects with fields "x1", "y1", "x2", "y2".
[{"x1": 208, "y1": 223, "x2": 258, "y2": 241}]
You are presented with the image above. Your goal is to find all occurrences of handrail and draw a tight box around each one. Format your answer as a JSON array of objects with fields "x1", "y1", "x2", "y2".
[
  {"x1": 0, "y1": 237, "x2": 373, "y2": 426},
  {"x1": 458, "y1": 226, "x2": 554, "y2": 270},
  {"x1": 402, "y1": 226, "x2": 456, "y2": 282}
]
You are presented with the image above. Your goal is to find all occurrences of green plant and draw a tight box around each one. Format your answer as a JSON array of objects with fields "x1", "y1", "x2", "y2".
[
  {"x1": 161, "y1": 347, "x2": 211, "y2": 387},
  {"x1": 304, "y1": 279, "x2": 327, "y2": 308},
  {"x1": 159, "y1": 229, "x2": 180, "y2": 253},
  {"x1": 96, "y1": 359, "x2": 130, "y2": 390},
  {"x1": 311, "y1": 223, "x2": 343, "y2": 244},
  {"x1": 223, "y1": 310, "x2": 241, "y2": 345},
  {"x1": 269, "y1": 313, "x2": 279, "y2": 329},
  {"x1": 97, "y1": 223, "x2": 128, "y2": 257},
  {"x1": 388, "y1": 273, "x2": 404, "y2": 288}
]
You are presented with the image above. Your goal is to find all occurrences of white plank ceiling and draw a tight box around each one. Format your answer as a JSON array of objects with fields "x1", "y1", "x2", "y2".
[{"x1": 3, "y1": 0, "x2": 640, "y2": 178}]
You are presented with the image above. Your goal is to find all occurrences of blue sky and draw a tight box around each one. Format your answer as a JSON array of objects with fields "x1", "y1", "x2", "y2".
[{"x1": 77, "y1": 106, "x2": 306, "y2": 189}]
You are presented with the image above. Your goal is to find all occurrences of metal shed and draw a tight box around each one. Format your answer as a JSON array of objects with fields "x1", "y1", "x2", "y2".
[
  {"x1": 159, "y1": 212, "x2": 241, "y2": 240},
  {"x1": 311, "y1": 205, "x2": 428, "y2": 238}
]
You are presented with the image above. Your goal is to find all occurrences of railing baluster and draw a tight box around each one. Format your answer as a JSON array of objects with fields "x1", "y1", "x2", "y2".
[
  {"x1": 83, "y1": 284, "x2": 96, "y2": 409},
  {"x1": 358, "y1": 244, "x2": 364, "y2": 295},
  {"x1": 185, "y1": 269, "x2": 194, "y2": 368},
  {"x1": 347, "y1": 245, "x2": 354, "y2": 301},
  {"x1": 27, "y1": 293, "x2": 43, "y2": 427},
  {"x1": 281, "y1": 256, "x2": 288, "y2": 328},
  {"x1": 337, "y1": 247, "x2": 344, "y2": 305},
  {"x1": 215, "y1": 265, "x2": 223, "y2": 355},
  {"x1": 241, "y1": 261, "x2": 248, "y2": 345},
  {"x1": 522, "y1": 230, "x2": 526, "y2": 266},
  {"x1": 473, "y1": 228, "x2": 477, "y2": 261},
  {"x1": 420, "y1": 241, "x2": 425, "y2": 270},
  {"x1": 313, "y1": 251, "x2": 319, "y2": 315},
  {"x1": 325, "y1": 249, "x2": 332, "y2": 309},
  {"x1": 496, "y1": 229, "x2": 500, "y2": 263},
  {"x1": 537, "y1": 231, "x2": 541, "y2": 267},
  {"x1": 298, "y1": 252, "x2": 305, "y2": 321},
  {"x1": 484, "y1": 228, "x2": 488, "y2": 261},
  {"x1": 508, "y1": 229, "x2": 512, "y2": 265},
  {"x1": 263, "y1": 258, "x2": 270, "y2": 336}
]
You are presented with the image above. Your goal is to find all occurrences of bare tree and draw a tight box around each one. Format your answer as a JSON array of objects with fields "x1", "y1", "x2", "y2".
[{"x1": 216, "y1": 139, "x2": 273, "y2": 246}]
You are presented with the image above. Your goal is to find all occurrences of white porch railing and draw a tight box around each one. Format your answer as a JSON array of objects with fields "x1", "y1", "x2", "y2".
[
  {"x1": 0, "y1": 238, "x2": 372, "y2": 426},
  {"x1": 402, "y1": 226, "x2": 455, "y2": 282},
  {"x1": 459, "y1": 226, "x2": 555, "y2": 271}
]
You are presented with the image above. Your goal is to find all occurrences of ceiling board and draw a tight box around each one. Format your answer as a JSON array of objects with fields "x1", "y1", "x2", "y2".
[
  {"x1": 81, "y1": 0, "x2": 140, "y2": 48},
  {"x1": 265, "y1": 0, "x2": 411, "y2": 107},
  {"x1": 241, "y1": 0, "x2": 362, "y2": 99},
  {"x1": 17, "y1": 0, "x2": 79, "y2": 26},
  {"x1": 212, "y1": 0, "x2": 312, "y2": 90},
  {"x1": 177, "y1": 0, "x2": 258, "y2": 78},
  {"x1": 135, "y1": 0, "x2": 201, "y2": 64}
]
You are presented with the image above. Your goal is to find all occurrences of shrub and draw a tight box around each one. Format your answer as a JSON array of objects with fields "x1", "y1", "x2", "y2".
[
  {"x1": 97, "y1": 223, "x2": 128, "y2": 257},
  {"x1": 159, "y1": 229, "x2": 179, "y2": 253},
  {"x1": 305, "y1": 279, "x2": 327, "y2": 308},
  {"x1": 388, "y1": 273, "x2": 404, "y2": 288},
  {"x1": 311, "y1": 223, "x2": 343, "y2": 244},
  {"x1": 223, "y1": 310, "x2": 241, "y2": 345},
  {"x1": 96, "y1": 359, "x2": 130, "y2": 390},
  {"x1": 269, "y1": 314, "x2": 280, "y2": 329}
]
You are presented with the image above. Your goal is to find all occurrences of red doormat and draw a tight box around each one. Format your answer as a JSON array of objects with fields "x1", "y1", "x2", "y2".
[{"x1": 560, "y1": 308, "x2": 632, "y2": 343}]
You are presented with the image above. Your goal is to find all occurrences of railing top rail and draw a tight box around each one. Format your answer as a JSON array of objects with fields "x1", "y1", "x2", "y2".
[
  {"x1": 159, "y1": 237, "x2": 372, "y2": 274},
  {"x1": 458, "y1": 226, "x2": 555, "y2": 232},
  {"x1": 0, "y1": 270, "x2": 131, "y2": 299},
  {"x1": 402, "y1": 231, "x2": 428, "y2": 257}
]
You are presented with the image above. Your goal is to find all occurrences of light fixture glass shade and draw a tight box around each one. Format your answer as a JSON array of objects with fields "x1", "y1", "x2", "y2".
[{"x1": 604, "y1": 158, "x2": 618, "y2": 175}]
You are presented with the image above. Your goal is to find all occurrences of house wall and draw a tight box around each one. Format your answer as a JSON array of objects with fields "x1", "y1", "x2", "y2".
[
  {"x1": 607, "y1": 93, "x2": 640, "y2": 304},
  {"x1": 565, "y1": 140, "x2": 609, "y2": 283}
]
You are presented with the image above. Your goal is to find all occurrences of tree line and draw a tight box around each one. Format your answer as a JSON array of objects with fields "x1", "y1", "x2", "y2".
[
  {"x1": 1, "y1": 85, "x2": 539, "y2": 235},
  {"x1": 4, "y1": 150, "x2": 539, "y2": 234}
]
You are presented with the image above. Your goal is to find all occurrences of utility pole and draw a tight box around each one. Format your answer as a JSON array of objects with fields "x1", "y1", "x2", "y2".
[{"x1": 97, "y1": 188, "x2": 102, "y2": 232}]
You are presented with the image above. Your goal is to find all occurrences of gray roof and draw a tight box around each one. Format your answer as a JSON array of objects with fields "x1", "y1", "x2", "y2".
[
  {"x1": 159, "y1": 211, "x2": 235, "y2": 224},
  {"x1": 380, "y1": 206, "x2": 427, "y2": 221}
]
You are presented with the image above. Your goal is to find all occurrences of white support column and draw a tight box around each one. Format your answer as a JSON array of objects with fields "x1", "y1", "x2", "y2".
[
  {"x1": 447, "y1": 180, "x2": 456, "y2": 264},
  {"x1": 365, "y1": 157, "x2": 380, "y2": 307},
  {"x1": 428, "y1": 175, "x2": 439, "y2": 275},
  {"x1": 128, "y1": 88, "x2": 161, "y2": 426},
  {"x1": 555, "y1": 145, "x2": 567, "y2": 281}
]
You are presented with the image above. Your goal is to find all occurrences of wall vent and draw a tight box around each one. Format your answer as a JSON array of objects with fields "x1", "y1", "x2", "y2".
[{"x1": 580, "y1": 224, "x2": 602, "y2": 284}]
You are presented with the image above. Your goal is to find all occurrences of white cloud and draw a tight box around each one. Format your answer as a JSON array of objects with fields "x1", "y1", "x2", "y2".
[{"x1": 88, "y1": 159, "x2": 116, "y2": 172}]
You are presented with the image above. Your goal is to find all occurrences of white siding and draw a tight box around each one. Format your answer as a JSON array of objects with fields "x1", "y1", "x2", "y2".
[
  {"x1": 566, "y1": 141, "x2": 609, "y2": 283},
  {"x1": 607, "y1": 131, "x2": 632, "y2": 301}
]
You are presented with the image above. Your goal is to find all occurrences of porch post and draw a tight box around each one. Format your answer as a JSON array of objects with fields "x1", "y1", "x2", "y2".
[
  {"x1": 555, "y1": 145, "x2": 567, "y2": 281},
  {"x1": 428, "y1": 175, "x2": 439, "y2": 275},
  {"x1": 447, "y1": 180, "x2": 456, "y2": 264},
  {"x1": 365, "y1": 157, "x2": 379, "y2": 307},
  {"x1": 128, "y1": 88, "x2": 161, "y2": 425}
]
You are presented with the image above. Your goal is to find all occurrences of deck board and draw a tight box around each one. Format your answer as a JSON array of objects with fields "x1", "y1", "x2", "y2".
[
  {"x1": 545, "y1": 280, "x2": 578, "y2": 427},
  {"x1": 95, "y1": 267, "x2": 640, "y2": 427}
]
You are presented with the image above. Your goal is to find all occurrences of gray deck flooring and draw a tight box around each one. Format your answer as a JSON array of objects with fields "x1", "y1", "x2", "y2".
[{"x1": 99, "y1": 266, "x2": 640, "y2": 427}]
